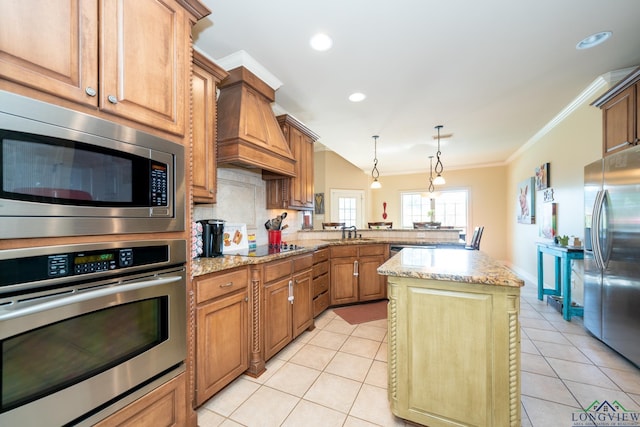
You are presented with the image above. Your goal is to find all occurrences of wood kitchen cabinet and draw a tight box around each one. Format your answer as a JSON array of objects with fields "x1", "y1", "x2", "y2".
[
  {"x1": 330, "y1": 244, "x2": 388, "y2": 305},
  {"x1": 265, "y1": 115, "x2": 319, "y2": 210},
  {"x1": 194, "y1": 267, "x2": 249, "y2": 406},
  {"x1": 312, "y1": 247, "x2": 330, "y2": 317},
  {"x1": 192, "y1": 51, "x2": 228, "y2": 203},
  {"x1": 263, "y1": 254, "x2": 313, "y2": 360},
  {"x1": 93, "y1": 372, "x2": 187, "y2": 427},
  {"x1": 593, "y1": 67, "x2": 640, "y2": 156},
  {"x1": 0, "y1": 0, "x2": 196, "y2": 136}
]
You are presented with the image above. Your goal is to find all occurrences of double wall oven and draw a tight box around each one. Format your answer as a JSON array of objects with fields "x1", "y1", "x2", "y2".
[
  {"x1": 1, "y1": 91, "x2": 189, "y2": 425},
  {"x1": 0, "y1": 239, "x2": 187, "y2": 426}
]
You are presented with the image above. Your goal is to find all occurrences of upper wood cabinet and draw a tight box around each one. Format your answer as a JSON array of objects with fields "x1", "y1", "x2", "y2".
[
  {"x1": 265, "y1": 115, "x2": 319, "y2": 210},
  {"x1": 192, "y1": 51, "x2": 228, "y2": 203},
  {"x1": 0, "y1": 0, "x2": 194, "y2": 136},
  {"x1": 593, "y1": 67, "x2": 640, "y2": 157}
]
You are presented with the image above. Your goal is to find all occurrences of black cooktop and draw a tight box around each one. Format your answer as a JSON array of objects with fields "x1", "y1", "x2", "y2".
[{"x1": 225, "y1": 244, "x2": 304, "y2": 257}]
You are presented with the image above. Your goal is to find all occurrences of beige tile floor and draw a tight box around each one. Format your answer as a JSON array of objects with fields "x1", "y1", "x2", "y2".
[{"x1": 197, "y1": 282, "x2": 640, "y2": 427}]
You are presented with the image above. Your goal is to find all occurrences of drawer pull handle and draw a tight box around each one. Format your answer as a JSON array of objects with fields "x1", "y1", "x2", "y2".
[{"x1": 220, "y1": 282, "x2": 233, "y2": 288}]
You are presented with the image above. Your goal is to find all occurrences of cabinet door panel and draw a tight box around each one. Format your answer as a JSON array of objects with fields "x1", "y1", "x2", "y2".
[
  {"x1": 192, "y1": 60, "x2": 217, "y2": 202},
  {"x1": 400, "y1": 287, "x2": 493, "y2": 426},
  {"x1": 196, "y1": 291, "x2": 248, "y2": 405},
  {"x1": 602, "y1": 86, "x2": 635, "y2": 156},
  {"x1": 330, "y1": 257, "x2": 358, "y2": 305},
  {"x1": 0, "y1": 0, "x2": 97, "y2": 105},
  {"x1": 292, "y1": 269, "x2": 313, "y2": 337},
  {"x1": 264, "y1": 278, "x2": 293, "y2": 360},
  {"x1": 358, "y1": 255, "x2": 386, "y2": 301},
  {"x1": 101, "y1": 0, "x2": 187, "y2": 135}
]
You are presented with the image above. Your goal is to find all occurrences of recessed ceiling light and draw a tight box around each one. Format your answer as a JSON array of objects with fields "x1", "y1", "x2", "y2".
[
  {"x1": 576, "y1": 31, "x2": 612, "y2": 50},
  {"x1": 310, "y1": 33, "x2": 333, "y2": 51},
  {"x1": 348, "y1": 92, "x2": 366, "y2": 102}
]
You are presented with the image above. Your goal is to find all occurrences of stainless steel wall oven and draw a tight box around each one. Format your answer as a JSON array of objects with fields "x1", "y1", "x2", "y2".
[
  {"x1": 0, "y1": 239, "x2": 186, "y2": 426},
  {"x1": 0, "y1": 90, "x2": 185, "y2": 239}
]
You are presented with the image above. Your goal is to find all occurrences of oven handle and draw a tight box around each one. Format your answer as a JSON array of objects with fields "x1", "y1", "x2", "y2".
[{"x1": 0, "y1": 275, "x2": 183, "y2": 322}]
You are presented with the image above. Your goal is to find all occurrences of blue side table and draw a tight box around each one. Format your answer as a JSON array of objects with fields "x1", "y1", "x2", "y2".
[{"x1": 536, "y1": 242, "x2": 584, "y2": 321}]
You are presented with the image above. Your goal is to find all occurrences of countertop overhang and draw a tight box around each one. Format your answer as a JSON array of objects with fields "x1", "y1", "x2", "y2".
[{"x1": 378, "y1": 247, "x2": 524, "y2": 288}]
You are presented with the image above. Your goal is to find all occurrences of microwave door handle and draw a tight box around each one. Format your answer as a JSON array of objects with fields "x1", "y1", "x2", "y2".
[{"x1": 0, "y1": 275, "x2": 183, "y2": 322}]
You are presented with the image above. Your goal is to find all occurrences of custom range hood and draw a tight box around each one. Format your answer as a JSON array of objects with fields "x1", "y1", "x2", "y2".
[{"x1": 216, "y1": 54, "x2": 296, "y2": 177}]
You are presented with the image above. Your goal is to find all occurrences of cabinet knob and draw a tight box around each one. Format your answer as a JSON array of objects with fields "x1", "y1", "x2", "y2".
[
  {"x1": 85, "y1": 87, "x2": 97, "y2": 97},
  {"x1": 107, "y1": 95, "x2": 118, "y2": 104}
]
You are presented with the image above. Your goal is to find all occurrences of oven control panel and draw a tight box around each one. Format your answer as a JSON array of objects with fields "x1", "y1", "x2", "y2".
[
  {"x1": 54, "y1": 247, "x2": 144, "y2": 277},
  {"x1": 0, "y1": 243, "x2": 176, "y2": 292}
]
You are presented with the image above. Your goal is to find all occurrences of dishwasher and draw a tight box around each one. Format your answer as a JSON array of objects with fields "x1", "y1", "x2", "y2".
[{"x1": 389, "y1": 244, "x2": 437, "y2": 257}]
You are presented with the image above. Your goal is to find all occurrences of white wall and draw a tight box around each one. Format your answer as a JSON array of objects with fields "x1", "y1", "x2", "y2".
[{"x1": 505, "y1": 83, "x2": 608, "y2": 303}]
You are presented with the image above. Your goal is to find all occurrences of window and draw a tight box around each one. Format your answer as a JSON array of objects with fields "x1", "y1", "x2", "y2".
[
  {"x1": 401, "y1": 190, "x2": 468, "y2": 236},
  {"x1": 330, "y1": 189, "x2": 364, "y2": 228}
]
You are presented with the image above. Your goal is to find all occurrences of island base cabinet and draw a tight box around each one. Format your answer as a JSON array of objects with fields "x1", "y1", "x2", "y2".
[{"x1": 387, "y1": 277, "x2": 520, "y2": 427}]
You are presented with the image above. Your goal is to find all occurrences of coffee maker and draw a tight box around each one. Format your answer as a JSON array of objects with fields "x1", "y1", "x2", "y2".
[{"x1": 198, "y1": 219, "x2": 225, "y2": 257}]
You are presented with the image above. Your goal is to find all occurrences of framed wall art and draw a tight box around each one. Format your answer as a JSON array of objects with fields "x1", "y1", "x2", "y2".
[
  {"x1": 539, "y1": 202, "x2": 557, "y2": 238},
  {"x1": 517, "y1": 177, "x2": 535, "y2": 224},
  {"x1": 535, "y1": 162, "x2": 550, "y2": 191}
]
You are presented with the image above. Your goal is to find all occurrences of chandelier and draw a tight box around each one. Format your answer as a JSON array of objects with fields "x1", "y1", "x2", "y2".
[
  {"x1": 433, "y1": 125, "x2": 445, "y2": 185},
  {"x1": 370, "y1": 135, "x2": 381, "y2": 189}
]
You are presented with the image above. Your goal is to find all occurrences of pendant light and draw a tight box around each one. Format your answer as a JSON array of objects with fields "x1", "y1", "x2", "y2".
[
  {"x1": 433, "y1": 125, "x2": 446, "y2": 185},
  {"x1": 370, "y1": 135, "x2": 381, "y2": 189},
  {"x1": 428, "y1": 155, "x2": 435, "y2": 193}
]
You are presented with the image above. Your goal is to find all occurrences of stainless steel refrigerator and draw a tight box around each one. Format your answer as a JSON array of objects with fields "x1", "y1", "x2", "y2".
[{"x1": 584, "y1": 145, "x2": 640, "y2": 367}]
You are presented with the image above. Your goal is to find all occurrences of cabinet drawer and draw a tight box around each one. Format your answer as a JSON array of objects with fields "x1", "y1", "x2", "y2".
[
  {"x1": 196, "y1": 268, "x2": 248, "y2": 304},
  {"x1": 313, "y1": 259, "x2": 329, "y2": 278},
  {"x1": 313, "y1": 248, "x2": 329, "y2": 263},
  {"x1": 293, "y1": 253, "x2": 313, "y2": 272},
  {"x1": 264, "y1": 258, "x2": 293, "y2": 283},
  {"x1": 330, "y1": 245, "x2": 358, "y2": 258},
  {"x1": 313, "y1": 291, "x2": 329, "y2": 317},
  {"x1": 313, "y1": 274, "x2": 329, "y2": 296},
  {"x1": 359, "y1": 244, "x2": 387, "y2": 257}
]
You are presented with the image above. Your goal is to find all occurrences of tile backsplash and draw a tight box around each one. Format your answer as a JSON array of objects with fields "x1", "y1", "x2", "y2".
[{"x1": 193, "y1": 167, "x2": 302, "y2": 246}]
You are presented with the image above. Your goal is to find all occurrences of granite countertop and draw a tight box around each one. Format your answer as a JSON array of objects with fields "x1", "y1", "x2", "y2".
[
  {"x1": 192, "y1": 238, "x2": 466, "y2": 278},
  {"x1": 377, "y1": 247, "x2": 524, "y2": 288}
]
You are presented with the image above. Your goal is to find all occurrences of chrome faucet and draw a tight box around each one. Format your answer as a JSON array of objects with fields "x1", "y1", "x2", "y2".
[{"x1": 341, "y1": 225, "x2": 358, "y2": 239}]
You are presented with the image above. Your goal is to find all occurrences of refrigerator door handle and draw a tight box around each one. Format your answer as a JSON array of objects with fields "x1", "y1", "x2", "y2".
[
  {"x1": 592, "y1": 189, "x2": 605, "y2": 270},
  {"x1": 600, "y1": 189, "x2": 612, "y2": 267}
]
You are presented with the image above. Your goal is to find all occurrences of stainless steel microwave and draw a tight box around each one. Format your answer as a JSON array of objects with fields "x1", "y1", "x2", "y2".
[{"x1": 0, "y1": 91, "x2": 185, "y2": 239}]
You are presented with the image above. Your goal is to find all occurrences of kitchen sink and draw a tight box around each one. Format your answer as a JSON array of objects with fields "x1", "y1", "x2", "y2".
[{"x1": 321, "y1": 238, "x2": 374, "y2": 242}]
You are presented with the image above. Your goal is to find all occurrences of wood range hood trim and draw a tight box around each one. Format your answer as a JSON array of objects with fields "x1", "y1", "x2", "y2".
[{"x1": 217, "y1": 66, "x2": 296, "y2": 177}]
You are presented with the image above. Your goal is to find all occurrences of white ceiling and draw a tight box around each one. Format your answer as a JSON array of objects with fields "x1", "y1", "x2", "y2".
[{"x1": 193, "y1": 0, "x2": 640, "y2": 178}]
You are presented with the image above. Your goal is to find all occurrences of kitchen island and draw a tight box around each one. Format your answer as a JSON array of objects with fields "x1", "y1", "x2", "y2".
[{"x1": 378, "y1": 248, "x2": 524, "y2": 427}]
